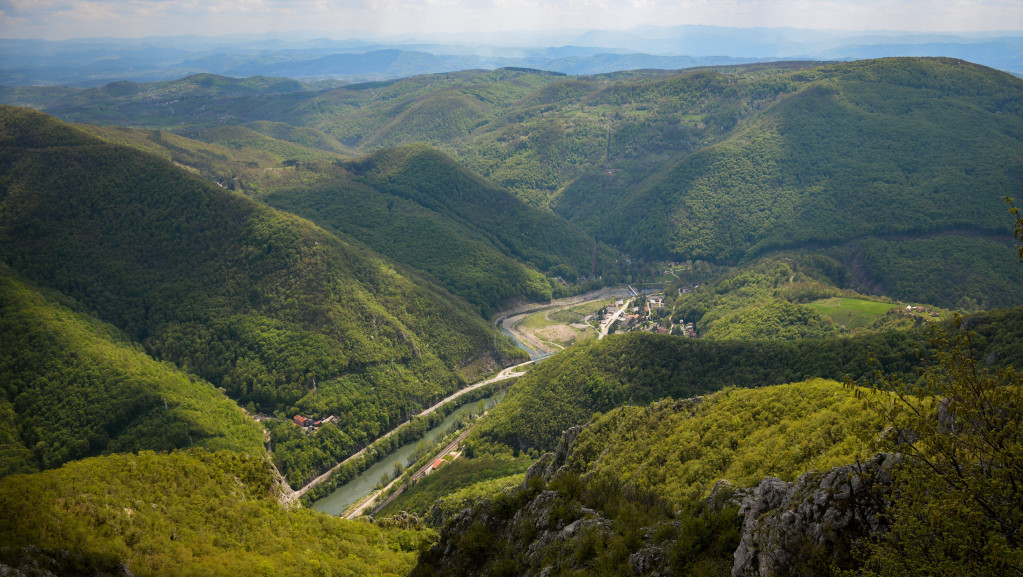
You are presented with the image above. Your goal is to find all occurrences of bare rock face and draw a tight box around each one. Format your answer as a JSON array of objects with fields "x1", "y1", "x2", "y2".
[
  {"x1": 732, "y1": 453, "x2": 896, "y2": 577},
  {"x1": 523, "y1": 425, "x2": 585, "y2": 487}
]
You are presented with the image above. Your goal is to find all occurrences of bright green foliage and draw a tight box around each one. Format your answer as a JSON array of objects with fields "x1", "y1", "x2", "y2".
[
  {"x1": 414, "y1": 380, "x2": 881, "y2": 577},
  {"x1": 376, "y1": 455, "x2": 532, "y2": 520},
  {"x1": 0, "y1": 273, "x2": 264, "y2": 477},
  {"x1": 808, "y1": 298, "x2": 902, "y2": 330},
  {"x1": 473, "y1": 331, "x2": 920, "y2": 452},
  {"x1": 474, "y1": 308, "x2": 1023, "y2": 453},
  {"x1": 852, "y1": 321, "x2": 1023, "y2": 574},
  {"x1": 568, "y1": 381, "x2": 881, "y2": 504},
  {"x1": 0, "y1": 449, "x2": 430, "y2": 576},
  {"x1": 0, "y1": 105, "x2": 516, "y2": 484},
  {"x1": 669, "y1": 257, "x2": 915, "y2": 339}
]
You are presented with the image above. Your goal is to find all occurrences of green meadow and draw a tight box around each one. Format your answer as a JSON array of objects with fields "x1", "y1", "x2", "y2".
[{"x1": 808, "y1": 297, "x2": 897, "y2": 329}]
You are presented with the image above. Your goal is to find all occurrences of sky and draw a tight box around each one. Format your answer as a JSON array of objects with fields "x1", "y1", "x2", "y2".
[{"x1": 1, "y1": 0, "x2": 1021, "y2": 41}]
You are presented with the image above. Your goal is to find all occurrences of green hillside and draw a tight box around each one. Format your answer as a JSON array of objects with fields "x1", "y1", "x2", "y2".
[
  {"x1": 265, "y1": 150, "x2": 565, "y2": 316},
  {"x1": 0, "y1": 272, "x2": 265, "y2": 477},
  {"x1": 415, "y1": 313, "x2": 1023, "y2": 576},
  {"x1": 0, "y1": 449, "x2": 430, "y2": 576},
  {"x1": 76, "y1": 123, "x2": 609, "y2": 316},
  {"x1": 11, "y1": 58, "x2": 1020, "y2": 309},
  {"x1": 472, "y1": 305, "x2": 1023, "y2": 453},
  {"x1": 0, "y1": 105, "x2": 520, "y2": 486},
  {"x1": 665, "y1": 256, "x2": 948, "y2": 339},
  {"x1": 414, "y1": 380, "x2": 886, "y2": 577},
  {"x1": 560, "y1": 59, "x2": 1023, "y2": 258}
]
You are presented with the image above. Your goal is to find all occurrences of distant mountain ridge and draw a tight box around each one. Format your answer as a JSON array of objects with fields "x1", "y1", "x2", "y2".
[{"x1": 3, "y1": 26, "x2": 1020, "y2": 87}]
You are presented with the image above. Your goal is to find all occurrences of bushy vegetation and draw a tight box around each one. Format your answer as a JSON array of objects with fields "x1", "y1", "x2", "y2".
[
  {"x1": 376, "y1": 455, "x2": 532, "y2": 520},
  {"x1": 414, "y1": 380, "x2": 882, "y2": 577},
  {"x1": 473, "y1": 306, "x2": 1023, "y2": 453},
  {"x1": 0, "y1": 449, "x2": 433, "y2": 576},
  {"x1": 0, "y1": 273, "x2": 264, "y2": 477},
  {"x1": 850, "y1": 321, "x2": 1023, "y2": 575}
]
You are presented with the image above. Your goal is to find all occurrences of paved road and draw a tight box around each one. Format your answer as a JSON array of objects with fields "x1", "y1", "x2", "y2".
[
  {"x1": 289, "y1": 360, "x2": 534, "y2": 501},
  {"x1": 495, "y1": 286, "x2": 634, "y2": 356},
  {"x1": 349, "y1": 421, "x2": 478, "y2": 519},
  {"x1": 599, "y1": 297, "x2": 634, "y2": 339}
]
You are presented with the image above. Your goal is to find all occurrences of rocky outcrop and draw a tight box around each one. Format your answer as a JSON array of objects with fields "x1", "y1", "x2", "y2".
[
  {"x1": 523, "y1": 425, "x2": 584, "y2": 486},
  {"x1": 732, "y1": 453, "x2": 897, "y2": 577}
]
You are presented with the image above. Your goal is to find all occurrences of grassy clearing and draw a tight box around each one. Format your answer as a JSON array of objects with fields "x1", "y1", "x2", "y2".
[
  {"x1": 548, "y1": 299, "x2": 611, "y2": 324},
  {"x1": 809, "y1": 297, "x2": 896, "y2": 329},
  {"x1": 516, "y1": 301, "x2": 607, "y2": 350}
]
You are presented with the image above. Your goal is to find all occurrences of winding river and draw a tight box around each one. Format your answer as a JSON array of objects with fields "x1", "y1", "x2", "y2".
[{"x1": 311, "y1": 390, "x2": 505, "y2": 515}]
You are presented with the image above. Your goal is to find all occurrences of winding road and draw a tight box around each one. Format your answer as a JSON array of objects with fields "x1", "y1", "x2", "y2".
[{"x1": 287, "y1": 359, "x2": 535, "y2": 502}]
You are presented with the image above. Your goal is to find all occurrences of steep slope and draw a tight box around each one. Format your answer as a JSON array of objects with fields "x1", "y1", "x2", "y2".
[
  {"x1": 0, "y1": 272, "x2": 265, "y2": 477},
  {"x1": 472, "y1": 306, "x2": 1023, "y2": 453},
  {"x1": 560, "y1": 58, "x2": 1023, "y2": 261},
  {"x1": 0, "y1": 105, "x2": 518, "y2": 485},
  {"x1": 9, "y1": 58, "x2": 1022, "y2": 308},
  {"x1": 75, "y1": 123, "x2": 608, "y2": 316},
  {"x1": 0, "y1": 449, "x2": 430, "y2": 576},
  {"x1": 415, "y1": 380, "x2": 887, "y2": 577},
  {"x1": 267, "y1": 145, "x2": 608, "y2": 315}
]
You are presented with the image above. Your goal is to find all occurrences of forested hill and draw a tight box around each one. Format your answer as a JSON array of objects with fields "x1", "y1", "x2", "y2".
[
  {"x1": 0, "y1": 105, "x2": 519, "y2": 476},
  {"x1": 11, "y1": 61, "x2": 1021, "y2": 286},
  {"x1": 66, "y1": 122, "x2": 611, "y2": 316},
  {"x1": 0, "y1": 271, "x2": 265, "y2": 476},
  {"x1": 266, "y1": 144, "x2": 611, "y2": 315},
  {"x1": 563, "y1": 58, "x2": 1023, "y2": 262},
  {"x1": 472, "y1": 306, "x2": 1023, "y2": 453}
]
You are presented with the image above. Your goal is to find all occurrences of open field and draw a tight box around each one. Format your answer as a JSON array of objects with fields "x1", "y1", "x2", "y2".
[
  {"x1": 514, "y1": 299, "x2": 610, "y2": 350},
  {"x1": 808, "y1": 298, "x2": 896, "y2": 330}
]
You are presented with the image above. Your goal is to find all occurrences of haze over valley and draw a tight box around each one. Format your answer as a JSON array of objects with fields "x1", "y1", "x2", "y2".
[{"x1": 2, "y1": 2, "x2": 1023, "y2": 575}]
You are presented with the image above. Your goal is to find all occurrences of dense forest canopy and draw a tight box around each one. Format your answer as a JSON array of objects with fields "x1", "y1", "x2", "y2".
[{"x1": 1, "y1": 56, "x2": 1022, "y2": 577}]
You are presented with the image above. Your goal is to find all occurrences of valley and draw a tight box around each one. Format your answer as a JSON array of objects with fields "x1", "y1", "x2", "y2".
[{"x1": 1, "y1": 55, "x2": 1022, "y2": 577}]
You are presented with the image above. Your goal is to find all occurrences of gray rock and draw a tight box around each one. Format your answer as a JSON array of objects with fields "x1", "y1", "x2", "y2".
[{"x1": 732, "y1": 454, "x2": 896, "y2": 577}]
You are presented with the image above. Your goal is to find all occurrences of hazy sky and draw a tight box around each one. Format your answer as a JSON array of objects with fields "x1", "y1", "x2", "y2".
[{"x1": 1, "y1": 0, "x2": 1021, "y2": 41}]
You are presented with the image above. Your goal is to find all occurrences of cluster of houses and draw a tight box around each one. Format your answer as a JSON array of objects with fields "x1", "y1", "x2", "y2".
[
  {"x1": 591, "y1": 294, "x2": 699, "y2": 338},
  {"x1": 903, "y1": 305, "x2": 941, "y2": 318},
  {"x1": 293, "y1": 414, "x2": 338, "y2": 432}
]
